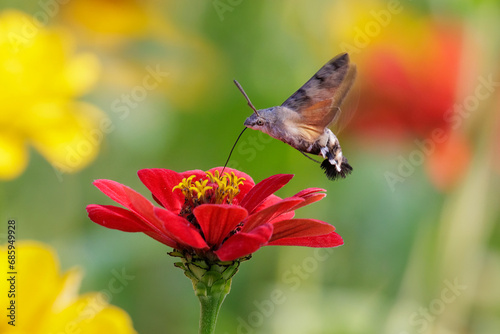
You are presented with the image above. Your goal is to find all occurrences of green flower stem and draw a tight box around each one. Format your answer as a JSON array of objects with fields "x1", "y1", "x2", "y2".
[
  {"x1": 198, "y1": 281, "x2": 231, "y2": 334},
  {"x1": 170, "y1": 251, "x2": 251, "y2": 334}
]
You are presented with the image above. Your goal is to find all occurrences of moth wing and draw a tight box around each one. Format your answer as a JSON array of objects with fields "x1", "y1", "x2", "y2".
[
  {"x1": 291, "y1": 100, "x2": 335, "y2": 141},
  {"x1": 281, "y1": 53, "x2": 357, "y2": 136},
  {"x1": 330, "y1": 78, "x2": 360, "y2": 134}
]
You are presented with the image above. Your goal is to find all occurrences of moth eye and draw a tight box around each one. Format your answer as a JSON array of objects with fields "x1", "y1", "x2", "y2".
[{"x1": 256, "y1": 120, "x2": 264, "y2": 126}]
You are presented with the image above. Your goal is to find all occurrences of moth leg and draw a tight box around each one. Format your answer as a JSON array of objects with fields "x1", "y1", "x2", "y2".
[
  {"x1": 299, "y1": 150, "x2": 321, "y2": 164},
  {"x1": 320, "y1": 147, "x2": 329, "y2": 158}
]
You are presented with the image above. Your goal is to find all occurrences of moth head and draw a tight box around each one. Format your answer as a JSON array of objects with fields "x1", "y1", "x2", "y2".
[
  {"x1": 244, "y1": 107, "x2": 279, "y2": 131},
  {"x1": 244, "y1": 111, "x2": 267, "y2": 130}
]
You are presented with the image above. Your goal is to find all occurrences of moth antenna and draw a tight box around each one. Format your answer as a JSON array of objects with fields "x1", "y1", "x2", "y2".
[
  {"x1": 222, "y1": 127, "x2": 247, "y2": 175},
  {"x1": 234, "y1": 80, "x2": 260, "y2": 117}
]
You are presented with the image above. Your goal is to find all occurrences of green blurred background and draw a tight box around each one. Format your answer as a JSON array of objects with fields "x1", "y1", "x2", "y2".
[{"x1": 1, "y1": 0, "x2": 499, "y2": 333}]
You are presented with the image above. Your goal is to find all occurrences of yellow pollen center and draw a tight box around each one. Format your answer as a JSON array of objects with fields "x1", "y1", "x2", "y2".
[{"x1": 173, "y1": 170, "x2": 245, "y2": 205}]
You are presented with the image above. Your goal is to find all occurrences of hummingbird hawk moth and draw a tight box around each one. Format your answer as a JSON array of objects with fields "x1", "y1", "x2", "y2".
[{"x1": 235, "y1": 53, "x2": 357, "y2": 180}]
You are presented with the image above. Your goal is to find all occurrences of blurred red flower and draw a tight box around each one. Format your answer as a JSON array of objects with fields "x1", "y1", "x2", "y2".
[
  {"x1": 340, "y1": 17, "x2": 472, "y2": 190},
  {"x1": 352, "y1": 23, "x2": 463, "y2": 138},
  {"x1": 87, "y1": 167, "x2": 342, "y2": 261}
]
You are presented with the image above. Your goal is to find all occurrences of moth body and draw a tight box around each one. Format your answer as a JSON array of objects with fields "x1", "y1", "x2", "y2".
[
  {"x1": 245, "y1": 110, "x2": 351, "y2": 179},
  {"x1": 239, "y1": 53, "x2": 356, "y2": 180}
]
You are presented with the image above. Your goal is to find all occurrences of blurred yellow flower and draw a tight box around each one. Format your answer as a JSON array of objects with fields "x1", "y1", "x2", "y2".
[
  {"x1": 61, "y1": 0, "x2": 223, "y2": 110},
  {"x1": 65, "y1": 0, "x2": 150, "y2": 37},
  {"x1": 0, "y1": 241, "x2": 137, "y2": 334},
  {"x1": 0, "y1": 10, "x2": 105, "y2": 180}
]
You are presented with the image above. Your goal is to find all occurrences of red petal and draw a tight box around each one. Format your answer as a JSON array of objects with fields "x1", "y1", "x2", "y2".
[
  {"x1": 253, "y1": 194, "x2": 281, "y2": 212},
  {"x1": 270, "y1": 219, "x2": 335, "y2": 242},
  {"x1": 153, "y1": 207, "x2": 209, "y2": 249},
  {"x1": 215, "y1": 224, "x2": 273, "y2": 261},
  {"x1": 193, "y1": 204, "x2": 248, "y2": 247},
  {"x1": 269, "y1": 210, "x2": 295, "y2": 223},
  {"x1": 240, "y1": 174, "x2": 294, "y2": 213},
  {"x1": 93, "y1": 179, "x2": 164, "y2": 231},
  {"x1": 249, "y1": 189, "x2": 325, "y2": 223},
  {"x1": 137, "y1": 169, "x2": 185, "y2": 213},
  {"x1": 269, "y1": 231, "x2": 343, "y2": 247},
  {"x1": 87, "y1": 204, "x2": 179, "y2": 248},
  {"x1": 292, "y1": 193, "x2": 326, "y2": 211},
  {"x1": 252, "y1": 194, "x2": 295, "y2": 223},
  {"x1": 179, "y1": 169, "x2": 208, "y2": 180},
  {"x1": 242, "y1": 197, "x2": 304, "y2": 233},
  {"x1": 144, "y1": 230, "x2": 180, "y2": 249},
  {"x1": 293, "y1": 188, "x2": 326, "y2": 198},
  {"x1": 86, "y1": 204, "x2": 148, "y2": 232}
]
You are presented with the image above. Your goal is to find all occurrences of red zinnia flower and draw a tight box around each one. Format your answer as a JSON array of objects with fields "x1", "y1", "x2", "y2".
[
  {"x1": 87, "y1": 168, "x2": 343, "y2": 261},
  {"x1": 86, "y1": 167, "x2": 343, "y2": 261}
]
